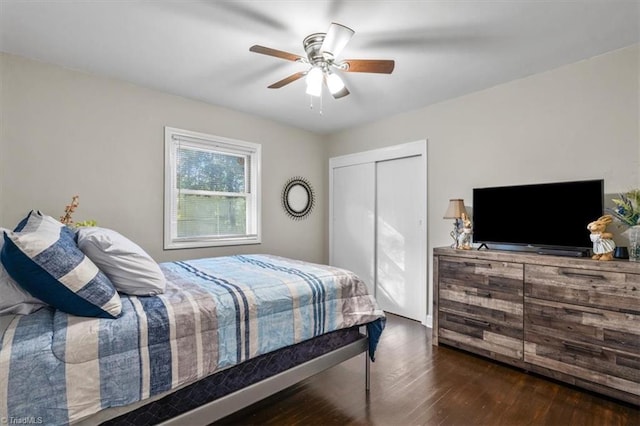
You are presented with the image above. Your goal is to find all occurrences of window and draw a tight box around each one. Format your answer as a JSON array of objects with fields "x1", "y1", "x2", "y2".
[{"x1": 164, "y1": 127, "x2": 261, "y2": 249}]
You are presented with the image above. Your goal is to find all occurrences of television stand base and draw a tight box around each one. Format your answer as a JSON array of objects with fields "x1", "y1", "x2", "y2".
[
  {"x1": 475, "y1": 243, "x2": 590, "y2": 258},
  {"x1": 535, "y1": 248, "x2": 590, "y2": 258}
]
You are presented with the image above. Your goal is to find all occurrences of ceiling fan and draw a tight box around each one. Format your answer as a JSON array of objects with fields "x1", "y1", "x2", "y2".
[{"x1": 249, "y1": 22, "x2": 395, "y2": 99}]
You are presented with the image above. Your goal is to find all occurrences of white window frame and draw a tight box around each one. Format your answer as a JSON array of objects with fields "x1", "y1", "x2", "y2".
[{"x1": 164, "y1": 127, "x2": 261, "y2": 249}]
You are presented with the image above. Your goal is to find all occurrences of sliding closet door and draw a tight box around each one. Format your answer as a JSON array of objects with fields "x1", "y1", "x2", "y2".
[
  {"x1": 331, "y1": 163, "x2": 376, "y2": 294},
  {"x1": 330, "y1": 140, "x2": 427, "y2": 325},
  {"x1": 376, "y1": 155, "x2": 424, "y2": 321}
]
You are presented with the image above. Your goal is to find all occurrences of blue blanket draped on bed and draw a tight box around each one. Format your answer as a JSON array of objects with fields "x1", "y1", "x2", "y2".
[{"x1": 0, "y1": 254, "x2": 385, "y2": 425}]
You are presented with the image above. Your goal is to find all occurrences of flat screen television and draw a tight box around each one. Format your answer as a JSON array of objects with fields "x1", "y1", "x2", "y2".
[{"x1": 472, "y1": 179, "x2": 604, "y2": 254}]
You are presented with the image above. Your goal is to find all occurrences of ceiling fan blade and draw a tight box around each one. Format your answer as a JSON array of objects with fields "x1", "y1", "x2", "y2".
[
  {"x1": 321, "y1": 22, "x2": 355, "y2": 58},
  {"x1": 249, "y1": 45, "x2": 305, "y2": 62},
  {"x1": 342, "y1": 59, "x2": 395, "y2": 74},
  {"x1": 267, "y1": 71, "x2": 307, "y2": 89}
]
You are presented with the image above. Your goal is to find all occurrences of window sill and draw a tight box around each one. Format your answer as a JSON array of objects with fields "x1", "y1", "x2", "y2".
[{"x1": 164, "y1": 235, "x2": 261, "y2": 250}]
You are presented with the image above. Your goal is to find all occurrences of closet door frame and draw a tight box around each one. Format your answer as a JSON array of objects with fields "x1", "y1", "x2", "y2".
[{"x1": 329, "y1": 140, "x2": 428, "y2": 326}]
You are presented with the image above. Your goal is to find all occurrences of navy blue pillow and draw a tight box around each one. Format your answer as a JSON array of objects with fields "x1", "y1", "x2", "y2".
[{"x1": 1, "y1": 211, "x2": 121, "y2": 318}]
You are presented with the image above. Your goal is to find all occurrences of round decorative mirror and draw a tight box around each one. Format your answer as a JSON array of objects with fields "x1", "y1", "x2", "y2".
[{"x1": 282, "y1": 177, "x2": 315, "y2": 220}]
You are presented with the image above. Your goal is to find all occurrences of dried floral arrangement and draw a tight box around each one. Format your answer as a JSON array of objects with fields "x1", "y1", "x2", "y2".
[
  {"x1": 609, "y1": 189, "x2": 640, "y2": 228},
  {"x1": 60, "y1": 195, "x2": 97, "y2": 227}
]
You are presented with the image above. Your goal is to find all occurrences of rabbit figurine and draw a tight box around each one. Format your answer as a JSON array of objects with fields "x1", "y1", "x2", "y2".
[
  {"x1": 587, "y1": 215, "x2": 616, "y2": 261},
  {"x1": 456, "y1": 212, "x2": 473, "y2": 250}
]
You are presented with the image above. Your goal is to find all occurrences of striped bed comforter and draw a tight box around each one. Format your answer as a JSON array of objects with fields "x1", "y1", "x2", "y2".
[{"x1": 0, "y1": 254, "x2": 385, "y2": 425}]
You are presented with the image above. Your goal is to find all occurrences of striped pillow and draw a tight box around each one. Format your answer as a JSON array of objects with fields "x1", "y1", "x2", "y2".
[
  {"x1": 1, "y1": 211, "x2": 121, "y2": 318},
  {"x1": 0, "y1": 227, "x2": 46, "y2": 315}
]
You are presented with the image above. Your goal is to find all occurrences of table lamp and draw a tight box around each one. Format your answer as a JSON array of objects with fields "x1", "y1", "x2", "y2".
[{"x1": 443, "y1": 199, "x2": 467, "y2": 248}]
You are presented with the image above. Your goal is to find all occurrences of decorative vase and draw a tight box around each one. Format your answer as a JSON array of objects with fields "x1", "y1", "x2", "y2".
[{"x1": 626, "y1": 225, "x2": 640, "y2": 262}]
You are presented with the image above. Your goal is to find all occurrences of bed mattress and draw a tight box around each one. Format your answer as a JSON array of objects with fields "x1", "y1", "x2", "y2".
[
  {"x1": 102, "y1": 326, "x2": 363, "y2": 425},
  {"x1": 0, "y1": 254, "x2": 384, "y2": 425}
]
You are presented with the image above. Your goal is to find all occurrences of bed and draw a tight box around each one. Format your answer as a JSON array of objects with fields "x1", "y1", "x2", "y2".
[{"x1": 0, "y1": 253, "x2": 385, "y2": 425}]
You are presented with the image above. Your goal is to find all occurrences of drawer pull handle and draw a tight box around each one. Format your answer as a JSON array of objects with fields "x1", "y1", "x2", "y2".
[
  {"x1": 562, "y1": 341, "x2": 603, "y2": 356},
  {"x1": 463, "y1": 318, "x2": 490, "y2": 328},
  {"x1": 464, "y1": 262, "x2": 493, "y2": 269},
  {"x1": 463, "y1": 290, "x2": 492, "y2": 298},
  {"x1": 560, "y1": 271, "x2": 606, "y2": 281},
  {"x1": 563, "y1": 307, "x2": 604, "y2": 317}
]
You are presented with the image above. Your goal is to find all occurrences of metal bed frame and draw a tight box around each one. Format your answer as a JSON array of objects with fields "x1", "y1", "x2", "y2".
[{"x1": 159, "y1": 334, "x2": 370, "y2": 425}]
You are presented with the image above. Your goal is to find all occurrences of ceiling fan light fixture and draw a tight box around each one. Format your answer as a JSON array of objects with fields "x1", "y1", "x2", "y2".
[
  {"x1": 249, "y1": 22, "x2": 394, "y2": 101},
  {"x1": 305, "y1": 66, "x2": 323, "y2": 97},
  {"x1": 326, "y1": 72, "x2": 348, "y2": 98},
  {"x1": 321, "y1": 23, "x2": 355, "y2": 58}
]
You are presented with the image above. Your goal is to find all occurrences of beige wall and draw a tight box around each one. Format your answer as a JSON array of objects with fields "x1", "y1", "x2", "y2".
[
  {"x1": 0, "y1": 53, "x2": 327, "y2": 263},
  {"x1": 1, "y1": 45, "x2": 638, "y2": 320},
  {"x1": 327, "y1": 45, "x2": 639, "y2": 319},
  {"x1": 0, "y1": 58, "x2": 4, "y2": 228}
]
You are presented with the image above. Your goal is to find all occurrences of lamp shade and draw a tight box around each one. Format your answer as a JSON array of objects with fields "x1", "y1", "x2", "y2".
[
  {"x1": 326, "y1": 72, "x2": 345, "y2": 94},
  {"x1": 321, "y1": 22, "x2": 355, "y2": 58},
  {"x1": 443, "y1": 199, "x2": 467, "y2": 219},
  {"x1": 326, "y1": 72, "x2": 349, "y2": 98},
  {"x1": 305, "y1": 67, "x2": 323, "y2": 97}
]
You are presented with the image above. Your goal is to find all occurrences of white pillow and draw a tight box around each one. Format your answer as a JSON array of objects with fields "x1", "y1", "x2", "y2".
[
  {"x1": 0, "y1": 228, "x2": 46, "y2": 315},
  {"x1": 77, "y1": 227, "x2": 166, "y2": 296}
]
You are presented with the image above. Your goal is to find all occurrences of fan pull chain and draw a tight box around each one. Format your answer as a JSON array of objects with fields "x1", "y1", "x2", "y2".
[{"x1": 308, "y1": 92, "x2": 323, "y2": 115}]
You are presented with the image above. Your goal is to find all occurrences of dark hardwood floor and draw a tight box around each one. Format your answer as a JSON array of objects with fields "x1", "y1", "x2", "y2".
[{"x1": 217, "y1": 314, "x2": 639, "y2": 425}]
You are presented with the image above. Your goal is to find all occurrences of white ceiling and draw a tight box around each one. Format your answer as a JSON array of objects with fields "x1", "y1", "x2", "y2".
[{"x1": 1, "y1": 1, "x2": 638, "y2": 134}]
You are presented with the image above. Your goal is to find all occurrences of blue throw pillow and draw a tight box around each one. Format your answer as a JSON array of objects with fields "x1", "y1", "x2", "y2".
[{"x1": 1, "y1": 211, "x2": 121, "y2": 318}]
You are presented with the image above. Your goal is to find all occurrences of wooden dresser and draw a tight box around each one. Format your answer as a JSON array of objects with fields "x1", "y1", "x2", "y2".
[{"x1": 433, "y1": 247, "x2": 640, "y2": 405}]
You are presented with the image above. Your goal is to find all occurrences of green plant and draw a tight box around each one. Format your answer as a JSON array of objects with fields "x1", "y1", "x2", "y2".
[
  {"x1": 75, "y1": 219, "x2": 97, "y2": 228},
  {"x1": 608, "y1": 189, "x2": 640, "y2": 227}
]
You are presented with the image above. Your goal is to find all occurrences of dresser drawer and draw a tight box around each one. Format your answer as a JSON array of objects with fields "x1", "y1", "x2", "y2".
[
  {"x1": 525, "y1": 264, "x2": 640, "y2": 314},
  {"x1": 525, "y1": 297, "x2": 640, "y2": 396},
  {"x1": 439, "y1": 310, "x2": 523, "y2": 360},
  {"x1": 438, "y1": 256, "x2": 524, "y2": 360},
  {"x1": 439, "y1": 256, "x2": 523, "y2": 313},
  {"x1": 439, "y1": 255, "x2": 524, "y2": 280}
]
